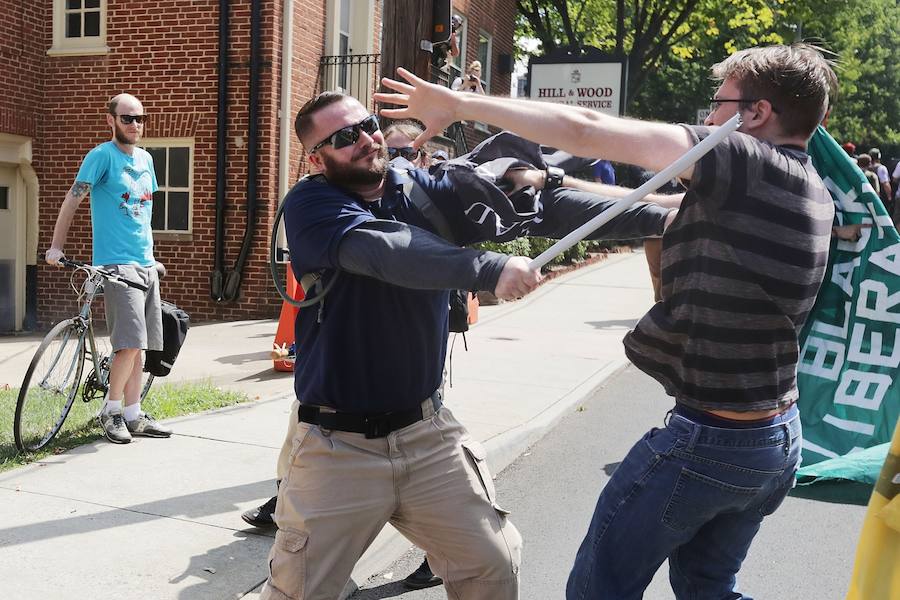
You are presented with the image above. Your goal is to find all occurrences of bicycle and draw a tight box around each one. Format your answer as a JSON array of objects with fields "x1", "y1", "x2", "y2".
[{"x1": 13, "y1": 259, "x2": 155, "y2": 452}]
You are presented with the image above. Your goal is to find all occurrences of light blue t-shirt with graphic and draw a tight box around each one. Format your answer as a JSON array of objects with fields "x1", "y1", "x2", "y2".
[{"x1": 76, "y1": 141, "x2": 158, "y2": 267}]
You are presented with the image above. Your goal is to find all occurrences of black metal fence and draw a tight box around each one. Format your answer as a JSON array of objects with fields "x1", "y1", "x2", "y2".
[
  {"x1": 318, "y1": 54, "x2": 381, "y2": 112},
  {"x1": 317, "y1": 53, "x2": 470, "y2": 156}
]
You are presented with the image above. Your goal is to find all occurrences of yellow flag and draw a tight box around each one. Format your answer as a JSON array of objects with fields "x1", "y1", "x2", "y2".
[{"x1": 846, "y1": 416, "x2": 900, "y2": 600}]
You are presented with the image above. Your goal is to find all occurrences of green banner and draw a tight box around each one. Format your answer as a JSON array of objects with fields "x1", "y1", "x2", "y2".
[{"x1": 797, "y1": 127, "x2": 900, "y2": 473}]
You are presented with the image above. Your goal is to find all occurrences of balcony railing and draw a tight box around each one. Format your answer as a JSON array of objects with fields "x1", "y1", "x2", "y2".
[{"x1": 318, "y1": 53, "x2": 381, "y2": 111}]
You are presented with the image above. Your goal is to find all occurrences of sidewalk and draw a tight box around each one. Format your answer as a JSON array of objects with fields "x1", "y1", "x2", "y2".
[{"x1": 0, "y1": 253, "x2": 656, "y2": 599}]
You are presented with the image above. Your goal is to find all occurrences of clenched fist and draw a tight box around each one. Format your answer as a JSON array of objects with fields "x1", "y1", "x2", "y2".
[{"x1": 494, "y1": 256, "x2": 542, "y2": 300}]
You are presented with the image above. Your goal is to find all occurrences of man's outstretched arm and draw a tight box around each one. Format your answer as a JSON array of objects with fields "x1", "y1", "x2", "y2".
[
  {"x1": 504, "y1": 168, "x2": 684, "y2": 209},
  {"x1": 375, "y1": 68, "x2": 697, "y2": 179},
  {"x1": 337, "y1": 220, "x2": 542, "y2": 300},
  {"x1": 502, "y1": 168, "x2": 681, "y2": 238}
]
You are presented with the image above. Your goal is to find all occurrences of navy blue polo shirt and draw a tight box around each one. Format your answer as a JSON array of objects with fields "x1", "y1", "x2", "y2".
[{"x1": 283, "y1": 164, "x2": 466, "y2": 413}]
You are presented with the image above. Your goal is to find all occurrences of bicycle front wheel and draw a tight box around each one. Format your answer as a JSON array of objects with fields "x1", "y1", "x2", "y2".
[{"x1": 14, "y1": 319, "x2": 87, "y2": 452}]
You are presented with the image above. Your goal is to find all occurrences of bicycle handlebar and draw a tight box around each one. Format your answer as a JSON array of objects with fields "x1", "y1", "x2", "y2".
[{"x1": 60, "y1": 259, "x2": 150, "y2": 292}]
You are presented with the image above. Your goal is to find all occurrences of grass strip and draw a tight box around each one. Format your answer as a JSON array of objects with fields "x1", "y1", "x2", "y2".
[{"x1": 0, "y1": 381, "x2": 249, "y2": 473}]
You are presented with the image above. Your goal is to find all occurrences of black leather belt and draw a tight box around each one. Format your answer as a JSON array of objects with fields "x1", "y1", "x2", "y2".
[{"x1": 298, "y1": 390, "x2": 443, "y2": 438}]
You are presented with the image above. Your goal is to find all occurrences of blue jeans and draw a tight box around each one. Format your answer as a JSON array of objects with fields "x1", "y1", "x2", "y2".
[{"x1": 567, "y1": 404, "x2": 801, "y2": 600}]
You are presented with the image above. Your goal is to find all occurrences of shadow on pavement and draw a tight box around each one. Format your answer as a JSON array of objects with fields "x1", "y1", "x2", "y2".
[
  {"x1": 237, "y1": 368, "x2": 293, "y2": 384},
  {"x1": 351, "y1": 581, "x2": 424, "y2": 599},
  {"x1": 0, "y1": 479, "x2": 277, "y2": 548},
  {"x1": 586, "y1": 319, "x2": 638, "y2": 330},
  {"x1": 215, "y1": 351, "x2": 273, "y2": 366},
  {"x1": 173, "y1": 533, "x2": 270, "y2": 600}
]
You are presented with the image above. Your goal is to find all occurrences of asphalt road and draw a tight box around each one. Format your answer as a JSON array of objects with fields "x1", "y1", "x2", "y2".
[{"x1": 352, "y1": 365, "x2": 866, "y2": 600}]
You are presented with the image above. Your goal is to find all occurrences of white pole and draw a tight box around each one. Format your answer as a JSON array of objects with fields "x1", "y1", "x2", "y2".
[{"x1": 529, "y1": 113, "x2": 742, "y2": 271}]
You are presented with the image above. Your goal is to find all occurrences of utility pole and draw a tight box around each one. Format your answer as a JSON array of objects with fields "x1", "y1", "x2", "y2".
[{"x1": 380, "y1": 2, "x2": 435, "y2": 87}]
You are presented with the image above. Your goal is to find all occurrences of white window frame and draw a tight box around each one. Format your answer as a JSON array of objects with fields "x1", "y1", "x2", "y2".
[
  {"x1": 325, "y1": 0, "x2": 375, "y2": 56},
  {"x1": 474, "y1": 31, "x2": 493, "y2": 132},
  {"x1": 337, "y1": 0, "x2": 351, "y2": 89},
  {"x1": 477, "y1": 31, "x2": 493, "y2": 93},
  {"x1": 49, "y1": 0, "x2": 108, "y2": 57},
  {"x1": 140, "y1": 138, "x2": 194, "y2": 235}
]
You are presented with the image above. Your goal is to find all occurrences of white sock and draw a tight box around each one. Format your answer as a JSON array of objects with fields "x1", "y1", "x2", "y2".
[
  {"x1": 124, "y1": 403, "x2": 142, "y2": 422},
  {"x1": 104, "y1": 399, "x2": 123, "y2": 415}
]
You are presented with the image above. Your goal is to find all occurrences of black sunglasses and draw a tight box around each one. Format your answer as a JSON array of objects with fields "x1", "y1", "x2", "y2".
[
  {"x1": 310, "y1": 114, "x2": 379, "y2": 153},
  {"x1": 387, "y1": 146, "x2": 421, "y2": 161},
  {"x1": 709, "y1": 98, "x2": 780, "y2": 114},
  {"x1": 117, "y1": 114, "x2": 147, "y2": 125}
]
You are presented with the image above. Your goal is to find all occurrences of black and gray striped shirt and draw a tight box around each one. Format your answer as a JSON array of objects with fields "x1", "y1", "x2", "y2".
[{"x1": 624, "y1": 126, "x2": 835, "y2": 412}]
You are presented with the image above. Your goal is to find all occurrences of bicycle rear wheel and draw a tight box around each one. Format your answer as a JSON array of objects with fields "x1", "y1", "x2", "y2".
[
  {"x1": 140, "y1": 373, "x2": 155, "y2": 401},
  {"x1": 14, "y1": 319, "x2": 86, "y2": 452}
]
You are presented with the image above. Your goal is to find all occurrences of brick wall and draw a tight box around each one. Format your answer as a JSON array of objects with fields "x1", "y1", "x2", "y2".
[
  {"x1": 288, "y1": 0, "x2": 326, "y2": 180},
  {"x1": 29, "y1": 0, "x2": 335, "y2": 327},
  {"x1": 449, "y1": 0, "x2": 517, "y2": 149},
  {"x1": 9, "y1": 1, "x2": 514, "y2": 329},
  {"x1": 0, "y1": 0, "x2": 43, "y2": 140}
]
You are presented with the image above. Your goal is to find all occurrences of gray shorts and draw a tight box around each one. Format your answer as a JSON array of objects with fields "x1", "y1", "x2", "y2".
[{"x1": 103, "y1": 264, "x2": 163, "y2": 353}]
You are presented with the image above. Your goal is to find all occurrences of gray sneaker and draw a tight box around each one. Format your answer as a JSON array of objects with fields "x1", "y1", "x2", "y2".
[
  {"x1": 98, "y1": 411, "x2": 132, "y2": 444},
  {"x1": 126, "y1": 412, "x2": 172, "y2": 438}
]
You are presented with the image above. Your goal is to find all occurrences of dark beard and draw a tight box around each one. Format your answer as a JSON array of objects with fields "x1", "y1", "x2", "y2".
[
  {"x1": 114, "y1": 122, "x2": 139, "y2": 145},
  {"x1": 322, "y1": 145, "x2": 389, "y2": 187}
]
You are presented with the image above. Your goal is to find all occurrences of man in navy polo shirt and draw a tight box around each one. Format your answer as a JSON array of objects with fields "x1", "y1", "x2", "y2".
[{"x1": 260, "y1": 92, "x2": 676, "y2": 600}]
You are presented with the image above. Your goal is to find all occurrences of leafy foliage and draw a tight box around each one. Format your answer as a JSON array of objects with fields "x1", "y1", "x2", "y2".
[
  {"x1": 516, "y1": 0, "x2": 900, "y2": 151},
  {"x1": 477, "y1": 238, "x2": 615, "y2": 269}
]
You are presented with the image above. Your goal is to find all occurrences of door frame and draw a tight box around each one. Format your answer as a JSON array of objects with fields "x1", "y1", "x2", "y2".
[{"x1": 0, "y1": 134, "x2": 37, "y2": 331}]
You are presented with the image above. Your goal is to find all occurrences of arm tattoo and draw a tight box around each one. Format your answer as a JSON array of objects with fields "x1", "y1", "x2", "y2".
[{"x1": 70, "y1": 181, "x2": 92, "y2": 199}]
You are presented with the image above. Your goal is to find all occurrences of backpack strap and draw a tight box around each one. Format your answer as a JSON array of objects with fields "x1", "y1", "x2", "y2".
[{"x1": 396, "y1": 167, "x2": 457, "y2": 244}]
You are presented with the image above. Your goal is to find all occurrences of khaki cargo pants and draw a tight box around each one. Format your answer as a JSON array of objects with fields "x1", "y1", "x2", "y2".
[{"x1": 260, "y1": 404, "x2": 522, "y2": 600}]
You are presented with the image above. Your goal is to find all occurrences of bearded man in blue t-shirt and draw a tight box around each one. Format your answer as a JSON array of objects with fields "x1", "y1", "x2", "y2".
[{"x1": 46, "y1": 93, "x2": 171, "y2": 445}]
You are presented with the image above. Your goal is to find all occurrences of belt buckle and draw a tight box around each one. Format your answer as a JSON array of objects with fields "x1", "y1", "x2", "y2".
[{"x1": 364, "y1": 413, "x2": 393, "y2": 438}]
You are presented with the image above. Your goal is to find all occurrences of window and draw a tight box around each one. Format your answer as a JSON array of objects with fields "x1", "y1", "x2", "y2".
[
  {"x1": 49, "y1": 0, "x2": 108, "y2": 56},
  {"x1": 0, "y1": 187, "x2": 7, "y2": 210},
  {"x1": 141, "y1": 140, "x2": 193, "y2": 233},
  {"x1": 474, "y1": 32, "x2": 493, "y2": 132},
  {"x1": 338, "y1": 0, "x2": 351, "y2": 89},
  {"x1": 449, "y1": 12, "x2": 468, "y2": 81},
  {"x1": 477, "y1": 32, "x2": 493, "y2": 93}
]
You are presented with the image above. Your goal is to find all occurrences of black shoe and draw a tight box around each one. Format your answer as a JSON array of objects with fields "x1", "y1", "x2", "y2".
[
  {"x1": 403, "y1": 559, "x2": 442, "y2": 589},
  {"x1": 241, "y1": 495, "x2": 278, "y2": 528}
]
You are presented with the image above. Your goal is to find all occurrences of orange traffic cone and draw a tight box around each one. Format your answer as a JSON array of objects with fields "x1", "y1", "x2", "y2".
[{"x1": 273, "y1": 268, "x2": 303, "y2": 372}]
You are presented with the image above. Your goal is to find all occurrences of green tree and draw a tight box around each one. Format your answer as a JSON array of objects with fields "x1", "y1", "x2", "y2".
[
  {"x1": 796, "y1": 0, "x2": 900, "y2": 147},
  {"x1": 516, "y1": 0, "x2": 900, "y2": 150},
  {"x1": 517, "y1": 0, "x2": 787, "y2": 109}
]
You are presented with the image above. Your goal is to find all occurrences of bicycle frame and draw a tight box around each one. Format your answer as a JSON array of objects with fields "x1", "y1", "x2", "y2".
[
  {"x1": 76, "y1": 271, "x2": 110, "y2": 391},
  {"x1": 50, "y1": 267, "x2": 127, "y2": 396}
]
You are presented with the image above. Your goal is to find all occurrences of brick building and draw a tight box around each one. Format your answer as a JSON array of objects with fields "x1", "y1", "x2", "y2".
[{"x1": 0, "y1": 0, "x2": 515, "y2": 332}]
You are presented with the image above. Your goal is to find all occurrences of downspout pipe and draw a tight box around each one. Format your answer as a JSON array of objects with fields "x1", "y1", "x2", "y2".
[
  {"x1": 211, "y1": 0, "x2": 229, "y2": 301},
  {"x1": 224, "y1": 0, "x2": 261, "y2": 301}
]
